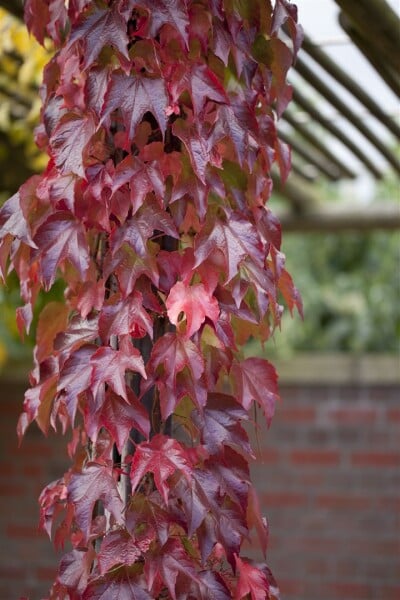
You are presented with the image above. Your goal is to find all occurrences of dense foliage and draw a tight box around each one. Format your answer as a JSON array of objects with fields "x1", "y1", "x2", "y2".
[{"x1": 0, "y1": 1, "x2": 302, "y2": 598}]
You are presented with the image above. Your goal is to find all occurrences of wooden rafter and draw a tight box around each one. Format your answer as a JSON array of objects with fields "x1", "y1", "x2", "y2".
[
  {"x1": 301, "y1": 32, "x2": 400, "y2": 140},
  {"x1": 292, "y1": 88, "x2": 383, "y2": 179},
  {"x1": 278, "y1": 129, "x2": 341, "y2": 181},
  {"x1": 280, "y1": 207, "x2": 400, "y2": 232},
  {"x1": 282, "y1": 109, "x2": 357, "y2": 179},
  {"x1": 294, "y1": 56, "x2": 400, "y2": 175}
]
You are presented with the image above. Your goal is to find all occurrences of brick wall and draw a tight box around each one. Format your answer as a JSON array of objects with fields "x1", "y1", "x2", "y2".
[
  {"x1": 251, "y1": 382, "x2": 400, "y2": 600},
  {"x1": 0, "y1": 358, "x2": 399, "y2": 599},
  {"x1": 0, "y1": 381, "x2": 68, "y2": 599}
]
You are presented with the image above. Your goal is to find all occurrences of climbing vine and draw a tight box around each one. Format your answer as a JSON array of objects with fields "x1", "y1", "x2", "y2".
[{"x1": 0, "y1": 1, "x2": 301, "y2": 597}]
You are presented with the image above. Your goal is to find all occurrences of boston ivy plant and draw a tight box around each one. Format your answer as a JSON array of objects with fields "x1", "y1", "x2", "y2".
[{"x1": 0, "y1": 1, "x2": 301, "y2": 597}]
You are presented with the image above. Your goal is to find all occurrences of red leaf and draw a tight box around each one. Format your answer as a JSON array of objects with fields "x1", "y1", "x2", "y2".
[
  {"x1": 143, "y1": 333, "x2": 206, "y2": 419},
  {"x1": 144, "y1": 538, "x2": 199, "y2": 600},
  {"x1": 57, "y1": 345, "x2": 97, "y2": 423},
  {"x1": 166, "y1": 281, "x2": 219, "y2": 339},
  {"x1": 212, "y1": 19, "x2": 232, "y2": 65},
  {"x1": 99, "y1": 292, "x2": 153, "y2": 343},
  {"x1": 86, "y1": 66, "x2": 112, "y2": 115},
  {"x1": 68, "y1": 278, "x2": 106, "y2": 319},
  {"x1": 173, "y1": 118, "x2": 215, "y2": 183},
  {"x1": 100, "y1": 388, "x2": 150, "y2": 451},
  {"x1": 234, "y1": 555, "x2": 269, "y2": 600},
  {"x1": 216, "y1": 105, "x2": 248, "y2": 167},
  {"x1": 170, "y1": 163, "x2": 210, "y2": 221},
  {"x1": 241, "y1": 260, "x2": 276, "y2": 318},
  {"x1": 34, "y1": 212, "x2": 90, "y2": 289},
  {"x1": 20, "y1": 368, "x2": 58, "y2": 437},
  {"x1": 68, "y1": 462, "x2": 123, "y2": 542},
  {"x1": 24, "y1": 0, "x2": 50, "y2": 44},
  {"x1": 0, "y1": 191, "x2": 36, "y2": 248},
  {"x1": 137, "y1": 0, "x2": 190, "y2": 46},
  {"x1": 127, "y1": 492, "x2": 170, "y2": 546},
  {"x1": 58, "y1": 548, "x2": 94, "y2": 593},
  {"x1": 255, "y1": 207, "x2": 282, "y2": 250},
  {"x1": 39, "y1": 477, "x2": 68, "y2": 540},
  {"x1": 98, "y1": 530, "x2": 141, "y2": 575},
  {"x1": 91, "y1": 338, "x2": 147, "y2": 401},
  {"x1": 169, "y1": 64, "x2": 228, "y2": 116},
  {"x1": 102, "y1": 72, "x2": 168, "y2": 139},
  {"x1": 231, "y1": 358, "x2": 279, "y2": 424},
  {"x1": 199, "y1": 503, "x2": 246, "y2": 567},
  {"x1": 50, "y1": 113, "x2": 96, "y2": 178},
  {"x1": 197, "y1": 570, "x2": 231, "y2": 599},
  {"x1": 208, "y1": 447, "x2": 250, "y2": 512},
  {"x1": 105, "y1": 244, "x2": 160, "y2": 298},
  {"x1": 194, "y1": 213, "x2": 264, "y2": 282},
  {"x1": 278, "y1": 267, "x2": 303, "y2": 317},
  {"x1": 110, "y1": 157, "x2": 166, "y2": 214},
  {"x1": 110, "y1": 196, "x2": 178, "y2": 257},
  {"x1": 83, "y1": 573, "x2": 152, "y2": 600},
  {"x1": 66, "y1": 5, "x2": 130, "y2": 70},
  {"x1": 54, "y1": 315, "x2": 99, "y2": 358},
  {"x1": 130, "y1": 434, "x2": 192, "y2": 505},
  {"x1": 193, "y1": 393, "x2": 253, "y2": 457},
  {"x1": 173, "y1": 468, "x2": 219, "y2": 537},
  {"x1": 35, "y1": 301, "x2": 69, "y2": 363},
  {"x1": 247, "y1": 485, "x2": 269, "y2": 559},
  {"x1": 275, "y1": 137, "x2": 291, "y2": 185}
]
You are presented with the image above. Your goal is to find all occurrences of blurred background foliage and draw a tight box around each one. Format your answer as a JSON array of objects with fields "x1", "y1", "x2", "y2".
[
  {"x1": 0, "y1": 7, "x2": 50, "y2": 201},
  {"x1": 276, "y1": 214, "x2": 400, "y2": 356},
  {"x1": 0, "y1": 7, "x2": 398, "y2": 371},
  {"x1": 0, "y1": 7, "x2": 53, "y2": 368}
]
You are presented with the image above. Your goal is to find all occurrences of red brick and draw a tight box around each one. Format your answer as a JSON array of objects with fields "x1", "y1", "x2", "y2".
[
  {"x1": 351, "y1": 451, "x2": 400, "y2": 466},
  {"x1": 23, "y1": 464, "x2": 44, "y2": 477},
  {"x1": 17, "y1": 442, "x2": 53, "y2": 458},
  {"x1": 0, "y1": 565, "x2": 25, "y2": 580},
  {"x1": 298, "y1": 472, "x2": 325, "y2": 486},
  {"x1": 380, "y1": 587, "x2": 400, "y2": 600},
  {"x1": 387, "y1": 408, "x2": 400, "y2": 422},
  {"x1": 277, "y1": 579, "x2": 305, "y2": 596},
  {"x1": 316, "y1": 494, "x2": 372, "y2": 510},
  {"x1": 376, "y1": 497, "x2": 400, "y2": 512},
  {"x1": 279, "y1": 407, "x2": 316, "y2": 423},
  {"x1": 36, "y1": 566, "x2": 57, "y2": 581},
  {"x1": 0, "y1": 483, "x2": 26, "y2": 496},
  {"x1": 289, "y1": 449, "x2": 341, "y2": 466},
  {"x1": 7, "y1": 524, "x2": 42, "y2": 539},
  {"x1": 257, "y1": 448, "x2": 281, "y2": 464},
  {"x1": 328, "y1": 408, "x2": 377, "y2": 424},
  {"x1": 0, "y1": 463, "x2": 14, "y2": 477}
]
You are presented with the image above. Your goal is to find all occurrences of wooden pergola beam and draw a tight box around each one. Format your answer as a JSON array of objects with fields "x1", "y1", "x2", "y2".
[
  {"x1": 339, "y1": 12, "x2": 400, "y2": 99},
  {"x1": 280, "y1": 208, "x2": 400, "y2": 232},
  {"x1": 301, "y1": 32, "x2": 400, "y2": 140},
  {"x1": 292, "y1": 88, "x2": 382, "y2": 178},
  {"x1": 294, "y1": 56, "x2": 400, "y2": 175},
  {"x1": 334, "y1": 0, "x2": 400, "y2": 69},
  {"x1": 282, "y1": 109, "x2": 357, "y2": 179},
  {"x1": 272, "y1": 173, "x2": 318, "y2": 214},
  {"x1": 290, "y1": 157, "x2": 319, "y2": 183},
  {"x1": 278, "y1": 129, "x2": 341, "y2": 181}
]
